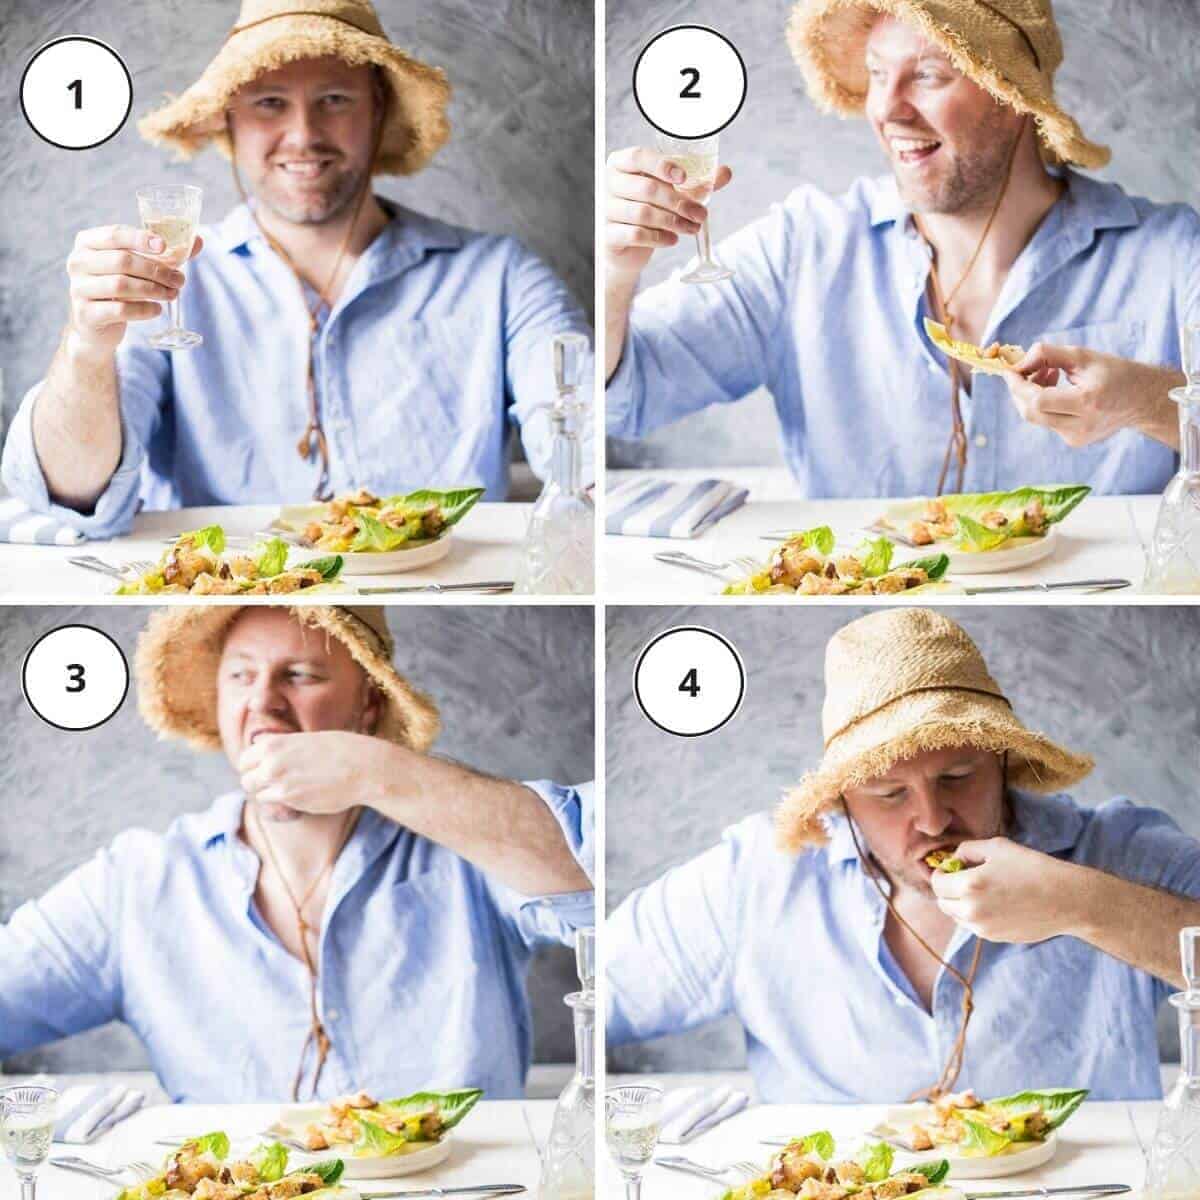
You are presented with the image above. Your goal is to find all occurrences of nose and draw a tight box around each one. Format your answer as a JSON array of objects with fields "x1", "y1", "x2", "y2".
[
  {"x1": 278, "y1": 101, "x2": 320, "y2": 150},
  {"x1": 246, "y1": 670, "x2": 288, "y2": 717},
  {"x1": 869, "y1": 72, "x2": 920, "y2": 128},
  {"x1": 909, "y1": 780, "x2": 953, "y2": 838}
]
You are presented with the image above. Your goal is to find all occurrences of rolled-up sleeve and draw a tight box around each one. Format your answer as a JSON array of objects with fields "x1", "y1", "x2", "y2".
[
  {"x1": 0, "y1": 342, "x2": 169, "y2": 538},
  {"x1": 484, "y1": 780, "x2": 595, "y2": 950},
  {"x1": 502, "y1": 242, "x2": 596, "y2": 488},
  {"x1": 0, "y1": 843, "x2": 124, "y2": 1056}
]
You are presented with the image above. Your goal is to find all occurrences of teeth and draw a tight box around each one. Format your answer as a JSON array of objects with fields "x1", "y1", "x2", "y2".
[
  {"x1": 892, "y1": 138, "x2": 939, "y2": 153},
  {"x1": 279, "y1": 161, "x2": 328, "y2": 176}
]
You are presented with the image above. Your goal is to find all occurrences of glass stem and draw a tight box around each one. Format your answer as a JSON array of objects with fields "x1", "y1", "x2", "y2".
[
  {"x1": 21, "y1": 1175, "x2": 37, "y2": 1200},
  {"x1": 624, "y1": 1177, "x2": 642, "y2": 1200},
  {"x1": 695, "y1": 218, "x2": 714, "y2": 265},
  {"x1": 167, "y1": 291, "x2": 183, "y2": 332}
]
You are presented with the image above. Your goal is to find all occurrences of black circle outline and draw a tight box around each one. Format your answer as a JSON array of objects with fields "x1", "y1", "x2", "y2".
[
  {"x1": 21, "y1": 623, "x2": 130, "y2": 733},
  {"x1": 633, "y1": 24, "x2": 749, "y2": 140},
  {"x1": 633, "y1": 624, "x2": 746, "y2": 739},
  {"x1": 20, "y1": 35, "x2": 134, "y2": 152}
]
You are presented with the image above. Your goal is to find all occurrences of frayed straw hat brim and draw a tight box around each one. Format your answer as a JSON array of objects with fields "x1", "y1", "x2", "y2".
[
  {"x1": 135, "y1": 605, "x2": 441, "y2": 752},
  {"x1": 787, "y1": 0, "x2": 1110, "y2": 170},
  {"x1": 138, "y1": 15, "x2": 450, "y2": 176},
  {"x1": 775, "y1": 687, "x2": 1093, "y2": 853}
]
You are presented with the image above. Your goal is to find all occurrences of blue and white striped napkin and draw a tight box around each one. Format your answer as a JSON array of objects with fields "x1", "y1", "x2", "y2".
[
  {"x1": 53, "y1": 1084, "x2": 145, "y2": 1144},
  {"x1": 606, "y1": 477, "x2": 748, "y2": 539},
  {"x1": 0, "y1": 496, "x2": 85, "y2": 545}
]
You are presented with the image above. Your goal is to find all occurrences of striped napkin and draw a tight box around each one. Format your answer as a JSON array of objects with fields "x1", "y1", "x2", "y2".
[
  {"x1": 606, "y1": 477, "x2": 748, "y2": 539},
  {"x1": 53, "y1": 1083, "x2": 145, "y2": 1144},
  {"x1": 0, "y1": 496, "x2": 85, "y2": 545},
  {"x1": 657, "y1": 1085, "x2": 750, "y2": 1145}
]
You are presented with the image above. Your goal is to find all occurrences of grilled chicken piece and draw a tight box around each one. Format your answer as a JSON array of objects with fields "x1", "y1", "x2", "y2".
[
  {"x1": 797, "y1": 1179, "x2": 848, "y2": 1200},
  {"x1": 980, "y1": 510, "x2": 1009, "y2": 529},
  {"x1": 229, "y1": 1162, "x2": 261, "y2": 1185},
  {"x1": 770, "y1": 545, "x2": 825, "y2": 589},
  {"x1": 166, "y1": 1156, "x2": 218, "y2": 1191},
  {"x1": 833, "y1": 1162, "x2": 866, "y2": 1186},
  {"x1": 798, "y1": 574, "x2": 851, "y2": 595},
  {"x1": 1023, "y1": 498, "x2": 1047, "y2": 534},
  {"x1": 908, "y1": 521, "x2": 935, "y2": 546},
  {"x1": 777, "y1": 1154, "x2": 824, "y2": 1187},
  {"x1": 190, "y1": 573, "x2": 241, "y2": 595},
  {"x1": 265, "y1": 1175, "x2": 323, "y2": 1199},
  {"x1": 266, "y1": 569, "x2": 323, "y2": 593},
  {"x1": 834, "y1": 556, "x2": 864, "y2": 580},
  {"x1": 303, "y1": 1125, "x2": 329, "y2": 1152},
  {"x1": 872, "y1": 567, "x2": 929, "y2": 594},
  {"x1": 938, "y1": 1088, "x2": 982, "y2": 1113},
  {"x1": 908, "y1": 1124, "x2": 934, "y2": 1151},
  {"x1": 163, "y1": 545, "x2": 210, "y2": 589}
]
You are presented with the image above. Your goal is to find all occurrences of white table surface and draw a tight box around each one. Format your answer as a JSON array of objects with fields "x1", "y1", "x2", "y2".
[
  {"x1": 3, "y1": 1100, "x2": 550, "y2": 1200},
  {"x1": 0, "y1": 504, "x2": 532, "y2": 599},
  {"x1": 604, "y1": 1098, "x2": 1157, "y2": 1199},
  {"x1": 603, "y1": 470, "x2": 1162, "y2": 600}
]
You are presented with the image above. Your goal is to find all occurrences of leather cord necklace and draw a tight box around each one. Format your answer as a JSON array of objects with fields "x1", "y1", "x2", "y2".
[
  {"x1": 914, "y1": 116, "x2": 1027, "y2": 495},
  {"x1": 841, "y1": 798, "x2": 984, "y2": 1100},
  {"x1": 252, "y1": 804, "x2": 360, "y2": 1101}
]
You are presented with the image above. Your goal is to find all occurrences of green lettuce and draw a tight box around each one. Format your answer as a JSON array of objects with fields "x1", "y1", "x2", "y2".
[
  {"x1": 350, "y1": 512, "x2": 415, "y2": 553},
  {"x1": 941, "y1": 486, "x2": 1091, "y2": 549},
  {"x1": 253, "y1": 538, "x2": 290, "y2": 578},
  {"x1": 376, "y1": 1088, "x2": 484, "y2": 1133},
  {"x1": 293, "y1": 1161, "x2": 345, "y2": 1186},
  {"x1": 298, "y1": 555, "x2": 344, "y2": 581},
  {"x1": 956, "y1": 513, "x2": 1012, "y2": 553},
  {"x1": 985, "y1": 1088, "x2": 1089, "y2": 1136},
  {"x1": 116, "y1": 1180, "x2": 167, "y2": 1200},
  {"x1": 383, "y1": 487, "x2": 485, "y2": 529},
  {"x1": 250, "y1": 1142, "x2": 289, "y2": 1182},
  {"x1": 855, "y1": 537, "x2": 895, "y2": 578},
  {"x1": 181, "y1": 1132, "x2": 229, "y2": 1160},
  {"x1": 351, "y1": 1114, "x2": 409, "y2": 1156},
  {"x1": 958, "y1": 1111, "x2": 1012, "y2": 1157},
  {"x1": 857, "y1": 1141, "x2": 894, "y2": 1181},
  {"x1": 785, "y1": 1130, "x2": 835, "y2": 1161},
  {"x1": 180, "y1": 525, "x2": 226, "y2": 555},
  {"x1": 907, "y1": 1160, "x2": 951, "y2": 1186},
  {"x1": 902, "y1": 554, "x2": 951, "y2": 581}
]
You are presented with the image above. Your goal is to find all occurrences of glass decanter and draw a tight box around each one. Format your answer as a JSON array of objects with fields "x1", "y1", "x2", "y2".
[
  {"x1": 1142, "y1": 385, "x2": 1200, "y2": 593},
  {"x1": 1144, "y1": 927, "x2": 1200, "y2": 1200},
  {"x1": 513, "y1": 332, "x2": 594, "y2": 595},
  {"x1": 538, "y1": 927, "x2": 595, "y2": 1200}
]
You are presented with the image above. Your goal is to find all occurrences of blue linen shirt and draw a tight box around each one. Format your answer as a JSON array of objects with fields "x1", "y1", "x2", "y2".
[
  {"x1": 1, "y1": 201, "x2": 593, "y2": 538},
  {"x1": 608, "y1": 170, "x2": 1199, "y2": 496},
  {"x1": 0, "y1": 781, "x2": 594, "y2": 1103},
  {"x1": 606, "y1": 791, "x2": 1200, "y2": 1102}
]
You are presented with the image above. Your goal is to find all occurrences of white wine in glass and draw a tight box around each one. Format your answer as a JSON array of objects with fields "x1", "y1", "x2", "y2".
[
  {"x1": 655, "y1": 132, "x2": 733, "y2": 284},
  {"x1": 605, "y1": 1085, "x2": 663, "y2": 1200},
  {"x1": 1, "y1": 1086, "x2": 58, "y2": 1200},
  {"x1": 136, "y1": 184, "x2": 203, "y2": 350}
]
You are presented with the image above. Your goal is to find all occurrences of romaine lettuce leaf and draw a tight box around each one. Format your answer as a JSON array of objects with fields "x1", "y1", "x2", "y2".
[
  {"x1": 786, "y1": 1130, "x2": 835, "y2": 1161},
  {"x1": 956, "y1": 513, "x2": 1011, "y2": 553},
  {"x1": 376, "y1": 1088, "x2": 484, "y2": 1132},
  {"x1": 985, "y1": 1088, "x2": 1088, "y2": 1134},
  {"x1": 855, "y1": 537, "x2": 895, "y2": 578},
  {"x1": 958, "y1": 1112, "x2": 1011, "y2": 1157},
  {"x1": 293, "y1": 1161, "x2": 345, "y2": 1186},
  {"x1": 858, "y1": 1140, "x2": 894, "y2": 1181},
  {"x1": 384, "y1": 488, "x2": 485, "y2": 529},
  {"x1": 907, "y1": 1160, "x2": 951, "y2": 1185},
  {"x1": 250, "y1": 1142, "x2": 289, "y2": 1181},
  {"x1": 901, "y1": 554, "x2": 951, "y2": 581},
  {"x1": 299, "y1": 555, "x2": 344, "y2": 581},
  {"x1": 181, "y1": 526, "x2": 226, "y2": 555},
  {"x1": 943, "y1": 486, "x2": 1090, "y2": 546},
  {"x1": 253, "y1": 538, "x2": 290, "y2": 578},
  {"x1": 352, "y1": 1114, "x2": 409, "y2": 1156}
]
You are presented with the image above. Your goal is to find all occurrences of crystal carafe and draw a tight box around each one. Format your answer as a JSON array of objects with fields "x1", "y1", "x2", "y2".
[
  {"x1": 537, "y1": 928, "x2": 595, "y2": 1200},
  {"x1": 1142, "y1": 385, "x2": 1200, "y2": 593},
  {"x1": 1144, "y1": 927, "x2": 1200, "y2": 1200},
  {"x1": 513, "y1": 332, "x2": 594, "y2": 595}
]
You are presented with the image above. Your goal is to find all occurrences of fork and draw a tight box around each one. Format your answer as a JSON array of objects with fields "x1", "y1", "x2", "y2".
[
  {"x1": 653, "y1": 551, "x2": 761, "y2": 579},
  {"x1": 50, "y1": 1156, "x2": 158, "y2": 1181},
  {"x1": 68, "y1": 555, "x2": 156, "y2": 580},
  {"x1": 655, "y1": 1153, "x2": 761, "y2": 1179}
]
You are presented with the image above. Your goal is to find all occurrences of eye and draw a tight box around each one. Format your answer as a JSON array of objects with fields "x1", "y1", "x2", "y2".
[
  {"x1": 321, "y1": 93, "x2": 351, "y2": 107},
  {"x1": 254, "y1": 97, "x2": 285, "y2": 111}
]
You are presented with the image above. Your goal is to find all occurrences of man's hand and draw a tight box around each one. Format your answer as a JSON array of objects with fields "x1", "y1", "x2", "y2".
[
  {"x1": 930, "y1": 837, "x2": 1079, "y2": 943},
  {"x1": 1004, "y1": 344, "x2": 1183, "y2": 450},
  {"x1": 67, "y1": 225, "x2": 203, "y2": 355},
  {"x1": 605, "y1": 146, "x2": 731, "y2": 282},
  {"x1": 238, "y1": 731, "x2": 395, "y2": 814}
]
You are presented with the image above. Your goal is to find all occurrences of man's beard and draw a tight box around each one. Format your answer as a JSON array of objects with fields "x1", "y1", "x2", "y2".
[
  {"x1": 254, "y1": 161, "x2": 369, "y2": 226},
  {"x1": 893, "y1": 114, "x2": 1021, "y2": 216}
]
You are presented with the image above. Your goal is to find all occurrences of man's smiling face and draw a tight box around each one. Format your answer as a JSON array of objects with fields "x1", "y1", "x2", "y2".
[
  {"x1": 227, "y1": 56, "x2": 383, "y2": 226},
  {"x1": 841, "y1": 746, "x2": 1007, "y2": 892},
  {"x1": 216, "y1": 608, "x2": 380, "y2": 820},
  {"x1": 863, "y1": 16, "x2": 1025, "y2": 215}
]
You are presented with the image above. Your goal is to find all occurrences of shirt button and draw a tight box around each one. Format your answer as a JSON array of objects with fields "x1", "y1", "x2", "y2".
[
  {"x1": 974, "y1": 434, "x2": 988, "y2": 448},
  {"x1": 327, "y1": 1009, "x2": 341, "y2": 1021}
]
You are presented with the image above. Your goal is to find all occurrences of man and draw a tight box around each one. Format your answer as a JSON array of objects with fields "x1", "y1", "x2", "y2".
[
  {"x1": 2, "y1": 0, "x2": 591, "y2": 537},
  {"x1": 0, "y1": 606, "x2": 594, "y2": 1102},
  {"x1": 607, "y1": 608, "x2": 1200, "y2": 1102},
  {"x1": 606, "y1": 0, "x2": 1196, "y2": 496}
]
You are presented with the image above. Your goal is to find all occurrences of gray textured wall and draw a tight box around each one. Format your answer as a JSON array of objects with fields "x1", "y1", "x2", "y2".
[
  {"x1": 0, "y1": 0, "x2": 593, "y2": 434},
  {"x1": 605, "y1": 604, "x2": 1200, "y2": 1073},
  {"x1": 0, "y1": 604, "x2": 594, "y2": 1077},
  {"x1": 606, "y1": 0, "x2": 1200, "y2": 469}
]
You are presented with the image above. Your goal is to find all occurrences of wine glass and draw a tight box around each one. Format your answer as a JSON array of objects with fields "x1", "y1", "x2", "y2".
[
  {"x1": 605, "y1": 1084, "x2": 663, "y2": 1200},
  {"x1": 654, "y1": 132, "x2": 733, "y2": 284},
  {"x1": 1181, "y1": 319, "x2": 1200, "y2": 390},
  {"x1": 136, "y1": 184, "x2": 203, "y2": 350},
  {"x1": 1, "y1": 1086, "x2": 59, "y2": 1200}
]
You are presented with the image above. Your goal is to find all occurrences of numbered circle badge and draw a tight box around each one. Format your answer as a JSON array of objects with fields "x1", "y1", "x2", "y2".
[
  {"x1": 20, "y1": 36, "x2": 133, "y2": 150},
  {"x1": 633, "y1": 25, "x2": 748, "y2": 139},
  {"x1": 22, "y1": 624, "x2": 129, "y2": 731},
  {"x1": 634, "y1": 626, "x2": 745, "y2": 737}
]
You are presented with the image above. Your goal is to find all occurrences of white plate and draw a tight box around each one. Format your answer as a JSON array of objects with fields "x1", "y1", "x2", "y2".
[
  {"x1": 268, "y1": 512, "x2": 454, "y2": 576},
  {"x1": 267, "y1": 1105, "x2": 452, "y2": 1178},
  {"x1": 872, "y1": 1104, "x2": 1058, "y2": 1178}
]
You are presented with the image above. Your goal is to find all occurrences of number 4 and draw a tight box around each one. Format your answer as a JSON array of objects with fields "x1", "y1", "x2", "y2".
[{"x1": 678, "y1": 667, "x2": 700, "y2": 697}]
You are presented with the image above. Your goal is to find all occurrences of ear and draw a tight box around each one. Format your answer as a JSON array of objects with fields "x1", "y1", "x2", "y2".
[{"x1": 361, "y1": 680, "x2": 383, "y2": 735}]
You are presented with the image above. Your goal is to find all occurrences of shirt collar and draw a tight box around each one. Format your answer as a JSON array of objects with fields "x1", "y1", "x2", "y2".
[
  {"x1": 866, "y1": 168, "x2": 1139, "y2": 238},
  {"x1": 822, "y1": 788, "x2": 1086, "y2": 866},
  {"x1": 197, "y1": 791, "x2": 249, "y2": 848}
]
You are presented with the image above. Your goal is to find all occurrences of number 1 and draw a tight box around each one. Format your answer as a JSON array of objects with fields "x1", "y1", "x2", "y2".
[{"x1": 67, "y1": 79, "x2": 83, "y2": 109}]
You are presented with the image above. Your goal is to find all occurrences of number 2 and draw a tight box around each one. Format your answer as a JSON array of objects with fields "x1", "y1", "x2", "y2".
[
  {"x1": 67, "y1": 79, "x2": 83, "y2": 109},
  {"x1": 66, "y1": 663, "x2": 86, "y2": 693},
  {"x1": 679, "y1": 67, "x2": 701, "y2": 99},
  {"x1": 678, "y1": 667, "x2": 700, "y2": 697}
]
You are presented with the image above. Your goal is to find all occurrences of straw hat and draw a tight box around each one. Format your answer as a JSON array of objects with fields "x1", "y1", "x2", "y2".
[
  {"x1": 787, "y1": 0, "x2": 1110, "y2": 169},
  {"x1": 775, "y1": 608, "x2": 1093, "y2": 852},
  {"x1": 135, "y1": 605, "x2": 441, "y2": 752},
  {"x1": 138, "y1": 0, "x2": 451, "y2": 176}
]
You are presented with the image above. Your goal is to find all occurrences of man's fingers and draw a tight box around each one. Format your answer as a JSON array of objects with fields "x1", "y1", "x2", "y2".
[
  {"x1": 606, "y1": 223, "x2": 678, "y2": 251},
  {"x1": 607, "y1": 197, "x2": 701, "y2": 237},
  {"x1": 71, "y1": 248, "x2": 187, "y2": 288},
  {"x1": 76, "y1": 274, "x2": 180, "y2": 303},
  {"x1": 74, "y1": 224, "x2": 166, "y2": 255},
  {"x1": 606, "y1": 146, "x2": 692, "y2": 185},
  {"x1": 712, "y1": 164, "x2": 734, "y2": 192},
  {"x1": 608, "y1": 172, "x2": 709, "y2": 224},
  {"x1": 189, "y1": 234, "x2": 205, "y2": 260},
  {"x1": 81, "y1": 300, "x2": 163, "y2": 327}
]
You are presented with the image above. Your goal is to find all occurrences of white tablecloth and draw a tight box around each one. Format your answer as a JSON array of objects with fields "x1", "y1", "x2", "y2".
[
  {"x1": 603, "y1": 1097, "x2": 1156, "y2": 1198},
  {"x1": 603, "y1": 470, "x2": 1161, "y2": 599},
  {"x1": 4, "y1": 1100, "x2": 549, "y2": 1200},
  {"x1": 0, "y1": 504, "x2": 532, "y2": 599}
]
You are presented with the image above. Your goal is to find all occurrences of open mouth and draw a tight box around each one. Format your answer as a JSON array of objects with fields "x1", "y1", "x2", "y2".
[
  {"x1": 890, "y1": 136, "x2": 942, "y2": 166},
  {"x1": 275, "y1": 158, "x2": 336, "y2": 181}
]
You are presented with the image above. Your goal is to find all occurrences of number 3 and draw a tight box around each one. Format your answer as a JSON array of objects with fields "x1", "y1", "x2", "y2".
[
  {"x1": 679, "y1": 67, "x2": 701, "y2": 99},
  {"x1": 66, "y1": 663, "x2": 86, "y2": 693}
]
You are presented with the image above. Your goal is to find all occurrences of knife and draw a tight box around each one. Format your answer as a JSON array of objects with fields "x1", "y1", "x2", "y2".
[
  {"x1": 361, "y1": 1187, "x2": 526, "y2": 1198},
  {"x1": 962, "y1": 578, "x2": 1131, "y2": 594},
  {"x1": 354, "y1": 581, "x2": 514, "y2": 595}
]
